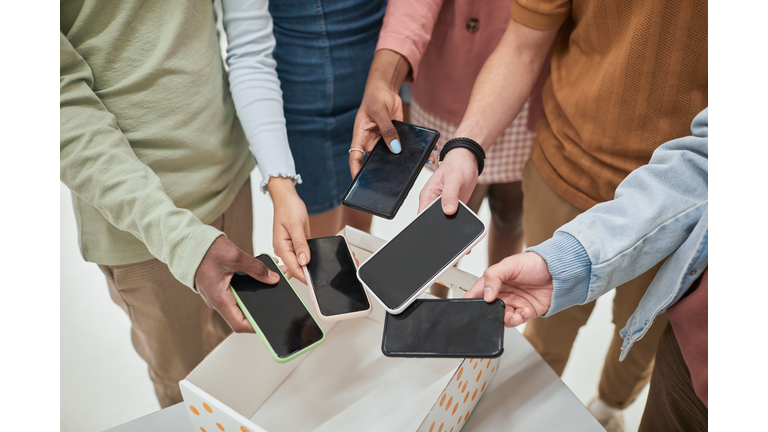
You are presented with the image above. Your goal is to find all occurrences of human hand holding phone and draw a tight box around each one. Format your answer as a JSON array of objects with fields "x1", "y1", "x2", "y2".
[
  {"x1": 268, "y1": 177, "x2": 311, "y2": 285},
  {"x1": 194, "y1": 236, "x2": 280, "y2": 333},
  {"x1": 349, "y1": 49, "x2": 412, "y2": 178},
  {"x1": 417, "y1": 147, "x2": 479, "y2": 216},
  {"x1": 464, "y1": 252, "x2": 554, "y2": 327}
]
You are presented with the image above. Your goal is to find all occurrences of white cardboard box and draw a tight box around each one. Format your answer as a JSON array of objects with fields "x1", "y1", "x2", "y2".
[
  {"x1": 179, "y1": 227, "x2": 603, "y2": 432},
  {"x1": 180, "y1": 227, "x2": 501, "y2": 432}
]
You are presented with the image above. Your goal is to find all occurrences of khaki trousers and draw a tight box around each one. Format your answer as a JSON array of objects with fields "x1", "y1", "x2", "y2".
[
  {"x1": 639, "y1": 323, "x2": 707, "y2": 431},
  {"x1": 99, "y1": 179, "x2": 254, "y2": 408},
  {"x1": 521, "y1": 160, "x2": 668, "y2": 409}
]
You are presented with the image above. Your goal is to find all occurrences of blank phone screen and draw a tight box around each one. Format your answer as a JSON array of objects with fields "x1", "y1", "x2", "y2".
[
  {"x1": 230, "y1": 255, "x2": 324, "y2": 359},
  {"x1": 306, "y1": 236, "x2": 370, "y2": 316},
  {"x1": 382, "y1": 299, "x2": 505, "y2": 357},
  {"x1": 343, "y1": 121, "x2": 439, "y2": 218},
  {"x1": 358, "y1": 197, "x2": 485, "y2": 310}
]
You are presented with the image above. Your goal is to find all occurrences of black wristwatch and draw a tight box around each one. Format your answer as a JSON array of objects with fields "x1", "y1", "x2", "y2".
[{"x1": 438, "y1": 137, "x2": 486, "y2": 176}]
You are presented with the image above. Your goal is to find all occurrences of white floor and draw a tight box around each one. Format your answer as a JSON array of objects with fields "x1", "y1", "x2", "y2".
[{"x1": 60, "y1": 168, "x2": 648, "y2": 432}]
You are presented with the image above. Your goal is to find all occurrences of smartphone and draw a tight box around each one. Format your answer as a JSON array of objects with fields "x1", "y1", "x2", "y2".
[
  {"x1": 357, "y1": 196, "x2": 487, "y2": 314},
  {"x1": 382, "y1": 299, "x2": 505, "y2": 358},
  {"x1": 229, "y1": 254, "x2": 325, "y2": 363},
  {"x1": 341, "y1": 120, "x2": 439, "y2": 219},
  {"x1": 302, "y1": 236, "x2": 372, "y2": 321}
]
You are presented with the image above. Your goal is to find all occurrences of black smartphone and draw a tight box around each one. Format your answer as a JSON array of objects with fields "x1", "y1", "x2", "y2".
[
  {"x1": 341, "y1": 120, "x2": 439, "y2": 219},
  {"x1": 229, "y1": 254, "x2": 325, "y2": 363},
  {"x1": 382, "y1": 299, "x2": 505, "y2": 358},
  {"x1": 356, "y1": 196, "x2": 486, "y2": 314},
  {"x1": 302, "y1": 236, "x2": 372, "y2": 321}
]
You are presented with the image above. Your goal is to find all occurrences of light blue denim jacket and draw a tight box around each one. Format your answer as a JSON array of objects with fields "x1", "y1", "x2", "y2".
[{"x1": 528, "y1": 108, "x2": 708, "y2": 361}]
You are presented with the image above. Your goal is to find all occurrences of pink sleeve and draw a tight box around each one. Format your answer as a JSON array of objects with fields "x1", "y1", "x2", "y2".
[{"x1": 375, "y1": 0, "x2": 445, "y2": 82}]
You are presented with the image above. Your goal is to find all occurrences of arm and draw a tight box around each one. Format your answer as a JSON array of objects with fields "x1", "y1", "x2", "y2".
[
  {"x1": 419, "y1": 17, "x2": 558, "y2": 214},
  {"x1": 465, "y1": 108, "x2": 709, "y2": 325},
  {"x1": 349, "y1": 0, "x2": 444, "y2": 177},
  {"x1": 60, "y1": 33, "x2": 275, "y2": 332},
  {"x1": 222, "y1": 0, "x2": 312, "y2": 283}
]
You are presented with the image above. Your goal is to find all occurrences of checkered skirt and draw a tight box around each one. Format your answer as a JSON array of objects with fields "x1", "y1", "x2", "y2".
[{"x1": 411, "y1": 99, "x2": 536, "y2": 184}]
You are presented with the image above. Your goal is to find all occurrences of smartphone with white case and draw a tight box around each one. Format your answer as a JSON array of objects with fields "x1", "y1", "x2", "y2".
[{"x1": 357, "y1": 196, "x2": 487, "y2": 314}]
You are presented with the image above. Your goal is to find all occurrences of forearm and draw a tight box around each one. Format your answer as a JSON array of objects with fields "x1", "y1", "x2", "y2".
[
  {"x1": 529, "y1": 109, "x2": 709, "y2": 315},
  {"x1": 365, "y1": 49, "x2": 412, "y2": 96},
  {"x1": 454, "y1": 19, "x2": 557, "y2": 149},
  {"x1": 375, "y1": 0, "x2": 444, "y2": 82},
  {"x1": 60, "y1": 33, "x2": 221, "y2": 289},
  {"x1": 223, "y1": 0, "x2": 299, "y2": 193}
]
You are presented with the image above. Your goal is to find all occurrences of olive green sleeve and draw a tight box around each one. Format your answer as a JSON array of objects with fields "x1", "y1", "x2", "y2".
[{"x1": 59, "y1": 32, "x2": 223, "y2": 290}]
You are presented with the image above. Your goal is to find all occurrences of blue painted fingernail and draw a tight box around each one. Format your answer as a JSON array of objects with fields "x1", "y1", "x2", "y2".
[
  {"x1": 390, "y1": 139, "x2": 401, "y2": 154},
  {"x1": 426, "y1": 161, "x2": 433, "y2": 165}
]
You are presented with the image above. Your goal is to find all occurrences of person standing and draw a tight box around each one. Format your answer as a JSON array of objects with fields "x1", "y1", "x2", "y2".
[
  {"x1": 412, "y1": 1, "x2": 707, "y2": 430},
  {"x1": 61, "y1": 1, "x2": 310, "y2": 407},
  {"x1": 267, "y1": 0, "x2": 386, "y2": 238},
  {"x1": 466, "y1": 107, "x2": 708, "y2": 430}
]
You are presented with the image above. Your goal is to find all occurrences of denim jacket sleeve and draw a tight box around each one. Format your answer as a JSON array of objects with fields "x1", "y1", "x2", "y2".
[
  {"x1": 222, "y1": 0, "x2": 302, "y2": 193},
  {"x1": 528, "y1": 108, "x2": 708, "y2": 317}
]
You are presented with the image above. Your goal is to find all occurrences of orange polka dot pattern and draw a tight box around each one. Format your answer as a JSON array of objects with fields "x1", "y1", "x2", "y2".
[
  {"x1": 186, "y1": 399, "x2": 254, "y2": 432},
  {"x1": 418, "y1": 357, "x2": 501, "y2": 432}
]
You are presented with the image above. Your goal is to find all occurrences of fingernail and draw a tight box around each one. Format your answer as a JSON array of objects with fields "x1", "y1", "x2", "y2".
[
  {"x1": 268, "y1": 270, "x2": 279, "y2": 281},
  {"x1": 484, "y1": 287, "x2": 492, "y2": 299},
  {"x1": 426, "y1": 161, "x2": 433, "y2": 165},
  {"x1": 299, "y1": 253, "x2": 308, "y2": 266},
  {"x1": 390, "y1": 139, "x2": 401, "y2": 154}
]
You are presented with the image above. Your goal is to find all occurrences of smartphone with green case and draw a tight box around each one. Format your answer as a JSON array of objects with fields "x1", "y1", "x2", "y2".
[{"x1": 229, "y1": 254, "x2": 325, "y2": 363}]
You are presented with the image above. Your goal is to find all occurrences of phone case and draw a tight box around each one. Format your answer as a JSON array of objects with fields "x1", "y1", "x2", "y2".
[
  {"x1": 356, "y1": 196, "x2": 487, "y2": 315},
  {"x1": 341, "y1": 120, "x2": 439, "y2": 220},
  {"x1": 381, "y1": 299, "x2": 505, "y2": 358},
  {"x1": 302, "y1": 235, "x2": 373, "y2": 322},
  {"x1": 229, "y1": 253, "x2": 325, "y2": 363}
]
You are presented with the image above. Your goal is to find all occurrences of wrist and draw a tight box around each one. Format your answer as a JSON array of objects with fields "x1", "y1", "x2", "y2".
[
  {"x1": 266, "y1": 176, "x2": 298, "y2": 200},
  {"x1": 442, "y1": 148, "x2": 478, "y2": 171}
]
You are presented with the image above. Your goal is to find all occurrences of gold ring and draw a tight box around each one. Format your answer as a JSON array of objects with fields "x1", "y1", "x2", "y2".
[{"x1": 348, "y1": 148, "x2": 366, "y2": 155}]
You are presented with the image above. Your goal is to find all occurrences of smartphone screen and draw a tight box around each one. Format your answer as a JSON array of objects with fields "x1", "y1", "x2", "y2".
[
  {"x1": 357, "y1": 197, "x2": 486, "y2": 311},
  {"x1": 382, "y1": 299, "x2": 505, "y2": 358},
  {"x1": 342, "y1": 121, "x2": 439, "y2": 219},
  {"x1": 230, "y1": 255, "x2": 324, "y2": 359},
  {"x1": 306, "y1": 236, "x2": 370, "y2": 317}
]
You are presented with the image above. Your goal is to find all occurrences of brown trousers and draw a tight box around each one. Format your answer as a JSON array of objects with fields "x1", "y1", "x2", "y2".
[
  {"x1": 521, "y1": 159, "x2": 668, "y2": 409},
  {"x1": 639, "y1": 323, "x2": 708, "y2": 431},
  {"x1": 99, "y1": 179, "x2": 254, "y2": 408}
]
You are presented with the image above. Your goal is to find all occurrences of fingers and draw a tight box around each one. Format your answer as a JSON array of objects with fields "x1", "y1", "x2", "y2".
[
  {"x1": 417, "y1": 173, "x2": 443, "y2": 214},
  {"x1": 464, "y1": 276, "x2": 486, "y2": 299},
  {"x1": 286, "y1": 224, "x2": 310, "y2": 285},
  {"x1": 216, "y1": 286, "x2": 255, "y2": 333},
  {"x1": 369, "y1": 106, "x2": 402, "y2": 155},
  {"x1": 425, "y1": 154, "x2": 436, "y2": 166},
  {"x1": 349, "y1": 149, "x2": 365, "y2": 179},
  {"x1": 440, "y1": 172, "x2": 463, "y2": 215},
  {"x1": 241, "y1": 255, "x2": 279, "y2": 285}
]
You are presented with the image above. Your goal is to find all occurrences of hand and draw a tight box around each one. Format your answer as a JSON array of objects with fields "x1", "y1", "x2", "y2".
[
  {"x1": 464, "y1": 252, "x2": 554, "y2": 327},
  {"x1": 195, "y1": 236, "x2": 280, "y2": 333},
  {"x1": 418, "y1": 148, "x2": 479, "y2": 215},
  {"x1": 268, "y1": 177, "x2": 311, "y2": 285},
  {"x1": 349, "y1": 49, "x2": 411, "y2": 178}
]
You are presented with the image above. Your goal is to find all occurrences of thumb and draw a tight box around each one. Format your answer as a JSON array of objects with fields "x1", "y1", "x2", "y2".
[{"x1": 370, "y1": 108, "x2": 402, "y2": 155}]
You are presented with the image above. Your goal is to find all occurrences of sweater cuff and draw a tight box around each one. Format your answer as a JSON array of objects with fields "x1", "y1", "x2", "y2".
[
  {"x1": 510, "y1": 0, "x2": 570, "y2": 31},
  {"x1": 170, "y1": 225, "x2": 226, "y2": 290},
  {"x1": 526, "y1": 231, "x2": 591, "y2": 317}
]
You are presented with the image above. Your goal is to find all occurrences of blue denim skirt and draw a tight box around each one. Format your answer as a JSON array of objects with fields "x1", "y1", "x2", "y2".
[{"x1": 269, "y1": 0, "x2": 386, "y2": 214}]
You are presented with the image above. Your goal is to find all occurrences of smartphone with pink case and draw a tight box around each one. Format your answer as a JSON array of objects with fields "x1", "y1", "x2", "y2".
[{"x1": 302, "y1": 235, "x2": 373, "y2": 322}]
